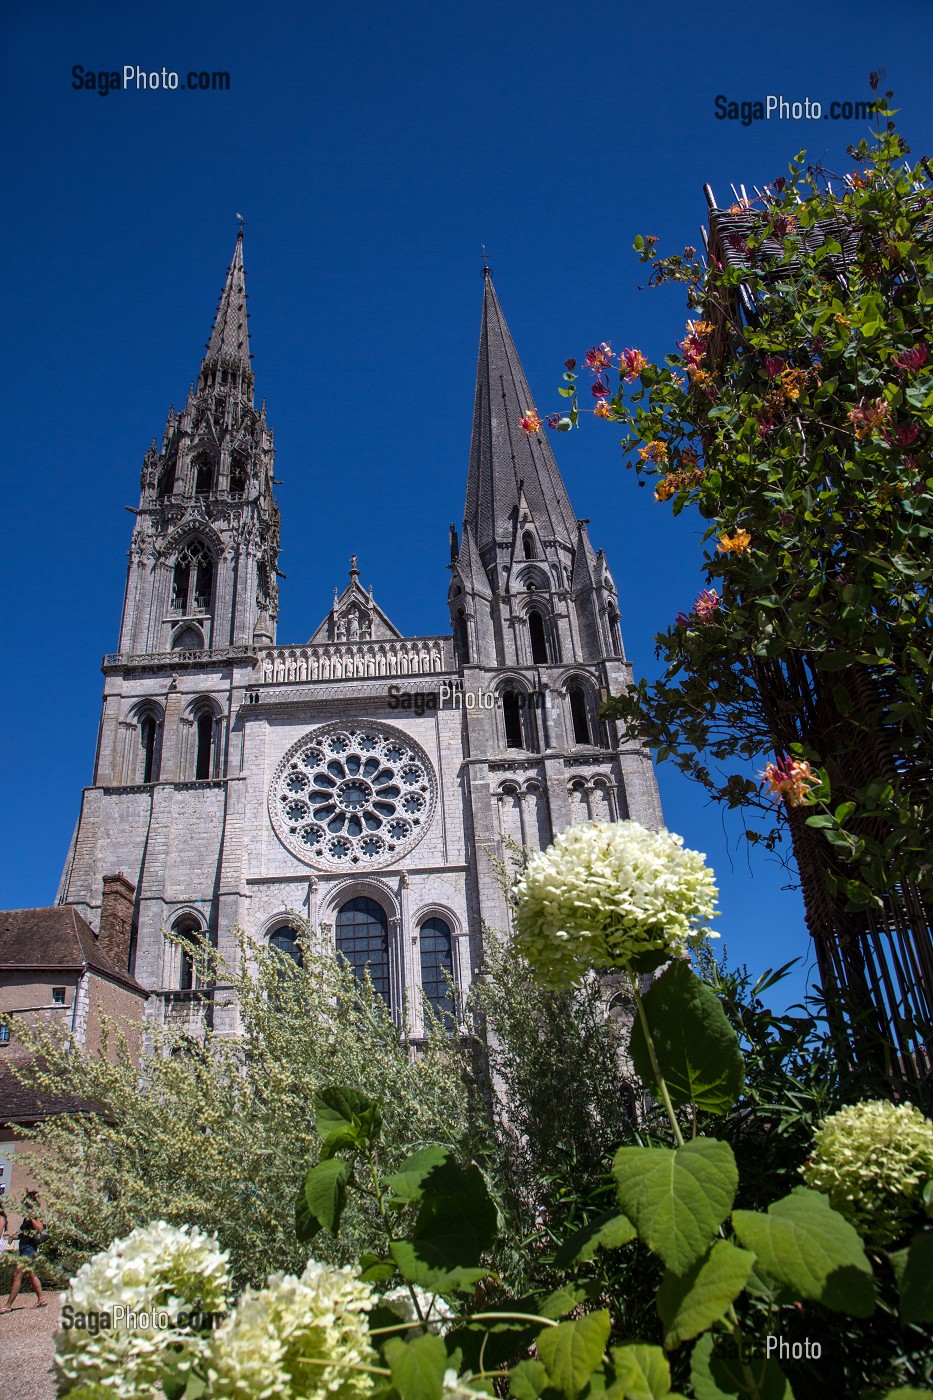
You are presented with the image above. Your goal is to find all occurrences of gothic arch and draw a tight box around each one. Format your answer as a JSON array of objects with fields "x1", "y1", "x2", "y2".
[
  {"x1": 563, "y1": 674, "x2": 604, "y2": 747},
  {"x1": 521, "y1": 601, "x2": 560, "y2": 664},
  {"x1": 126, "y1": 699, "x2": 164, "y2": 784},
  {"x1": 171, "y1": 622, "x2": 205, "y2": 650},
  {"x1": 156, "y1": 521, "x2": 226, "y2": 561},
  {"x1": 182, "y1": 695, "x2": 224, "y2": 780},
  {"x1": 496, "y1": 676, "x2": 540, "y2": 752},
  {"x1": 516, "y1": 564, "x2": 550, "y2": 593}
]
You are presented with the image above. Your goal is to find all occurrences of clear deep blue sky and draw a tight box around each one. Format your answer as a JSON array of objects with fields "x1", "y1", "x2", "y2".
[{"x1": 3, "y1": 0, "x2": 932, "y2": 1010}]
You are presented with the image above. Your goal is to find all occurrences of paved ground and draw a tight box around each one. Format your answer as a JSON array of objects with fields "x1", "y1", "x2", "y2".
[{"x1": 0, "y1": 1290, "x2": 59, "y2": 1400}]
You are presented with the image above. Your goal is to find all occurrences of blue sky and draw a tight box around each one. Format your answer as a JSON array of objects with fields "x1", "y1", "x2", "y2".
[{"x1": 3, "y1": 0, "x2": 932, "y2": 1010}]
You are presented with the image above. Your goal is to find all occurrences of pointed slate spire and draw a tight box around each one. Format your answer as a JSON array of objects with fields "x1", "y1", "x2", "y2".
[
  {"x1": 202, "y1": 228, "x2": 252, "y2": 378},
  {"x1": 464, "y1": 270, "x2": 578, "y2": 553}
]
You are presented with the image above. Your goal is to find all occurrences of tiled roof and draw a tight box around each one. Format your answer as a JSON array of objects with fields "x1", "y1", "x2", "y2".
[
  {"x1": 0, "y1": 1060, "x2": 101, "y2": 1124},
  {"x1": 0, "y1": 907, "x2": 146, "y2": 995}
]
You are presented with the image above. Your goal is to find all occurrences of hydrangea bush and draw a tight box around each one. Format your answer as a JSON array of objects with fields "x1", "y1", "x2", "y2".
[
  {"x1": 512, "y1": 820, "x2": 718, "y2": 987},
  {"x1": 57, "y1": 1222, "x2": 229, "y2": 1398},
  {"x1": 803, "y1": 1100, "x2": 933, "y2": 1246}
]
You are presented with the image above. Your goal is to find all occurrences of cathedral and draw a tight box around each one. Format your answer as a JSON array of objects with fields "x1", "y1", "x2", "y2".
[{"x1": 54, "y1": 232, "x2": 662, "y2": 1033}]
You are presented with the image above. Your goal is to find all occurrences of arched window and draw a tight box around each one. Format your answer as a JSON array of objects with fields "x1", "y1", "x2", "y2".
[
  {"x1": 175, "y1": 918, "x2": 203, "y2": 992},
  {"x1": 229, "y1": 456, "x2": 247, "y2": 498},
  {"x1": 171, "y1": 539, "x2": 213, "y2": 615},
  {"x1": 195, "y1": 711, "x2": 215, "y2": 780},
  {"x1": 528, "y1": 610, "x2": 549, "y2": 664},
  {"x1": 158, "y1": 460, "x2": 176, "y2": 498},
  {"x1": 454, "y1": 609, "x2": 470, "y2": 664},
  {"x1": 607, "y1": 605, "x2": 623, "y2": 658},
  {"x1": 420, "y1": 917, "x2": 455, "y2": 1021},
  {"x1": 336, "y1": 897, "x2": 390, "y2": 1006},
  {"x1": 172, "y1": 624, "x2": 204, "y2": 651},
  {"x1": 269, "y1": 925, "x2": 303, "y2": 968},
  {"x1": 522, "y1": 532, "x2": 537, "y2": 559},
  {"x1": 503, "y1": 690, "x2": 523, "y2": 749},
  {"x1": 140, "y1": 713, "x2": 159, "y2": 783},
  {"x1": 569, "y1": 685, "x2": 591, "y2": 745},
  {"x1": 194, "y1": 456, "x2": 215, "y2": 496}
]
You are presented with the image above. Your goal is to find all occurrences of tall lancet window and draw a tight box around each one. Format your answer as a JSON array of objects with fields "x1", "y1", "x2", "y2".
[
  {"x1": 528, "y1": 609, "x2": 549, "y2": 664},
  {"x1": 194, "y1": 455, "x2": 215, "y2": 496},
  {"x1": 336, "y1": 898, "x2": 390, "y2": 1007},
  {"x1": 503, "y1": 691, "x2": 523, "y2": 749},
  {"x1": 195, "y1": 711, "x2": 215, "y2": 780},
  {"x1": 454, "y1": 609, "x2": 470, "y2": 664},
  {"x1": 522, "y1": 532, "x2": 537, "y2": 559},
  {"x1": 140, "y1": 713, "x2": 159, "y2": 783},
  {"x1": 568, "y1": 685, "x2": 591, "y2": 745}
]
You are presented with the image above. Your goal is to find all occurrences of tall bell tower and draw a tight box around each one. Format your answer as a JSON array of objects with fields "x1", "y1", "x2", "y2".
[{"x1": 118, "y1": 227, "x2": 280, "y2": 659}]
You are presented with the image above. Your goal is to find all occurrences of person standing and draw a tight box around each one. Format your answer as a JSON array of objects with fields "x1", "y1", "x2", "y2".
[{"x1": 0, "y1": 1193, "x2": 46, "y2": 1311}]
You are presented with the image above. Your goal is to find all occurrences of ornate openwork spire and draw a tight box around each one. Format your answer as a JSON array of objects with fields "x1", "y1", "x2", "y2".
[
  {"x1": 463, "y1": 270, "x2": 578, "y2": 554},
  {"x1": 199, "y1": 228, "x2": 253, "y2": 402}
]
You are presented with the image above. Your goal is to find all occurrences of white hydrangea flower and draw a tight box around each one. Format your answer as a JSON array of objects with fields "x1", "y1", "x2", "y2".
[
  {"x1": 803, "y1": 1099, "x2": 933, "y2": 1246},
  {"x1": 209, "y1": 1259, "x2": 376, "y2": 1399},
  {"x1": 442, "y1": 1368, "x2": 489, "y2": 1400},
  {"x1": 380, "y1": 1283, "x2": 454, "y2": 1334},
  {"x1": 56, "y1": 1220, "x2": 229, "y2": 1399},
  {"x1": 512, "y1": 820, "x2": 718, "y2": 988}
]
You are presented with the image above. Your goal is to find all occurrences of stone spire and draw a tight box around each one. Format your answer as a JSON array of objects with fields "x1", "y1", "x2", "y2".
[
  {"x1": 198, "y1": 227, "x2": 254, "y2": 405},
  {"x1": 463, "y1": 269, "x2": 578, "y2": 556}
]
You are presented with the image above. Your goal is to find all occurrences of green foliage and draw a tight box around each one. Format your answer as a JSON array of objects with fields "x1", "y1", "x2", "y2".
[
  {"x1": 613, "y1": 1140, "x2": 738, "y2": 1274},
  {"x1": 591, "y1": 98, "x2": 933, "y2": 911},
  {"x1": 630, "y1": 961, "x2": 745, "y2": 1114},
  {"x1": 13, "y1": 927, "x2": 485, "y2": 1288}
]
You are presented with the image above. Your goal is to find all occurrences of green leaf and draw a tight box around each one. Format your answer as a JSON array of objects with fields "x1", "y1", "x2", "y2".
[
  {"x1": 537, "y1": 1312, "x2": 611, "y2": 1399},
  {"x1": 387, "y1": 1146, "x2": 451, "y2": 1203},
  {"x1": 898, "y1": 1230, "x2": 933, "y2": 1323},
  {"x1": 358, "y1": 1252, "x2": 396, "y2": 1284},
  {"x1": 314, "y1": 1085, "x2": 381, "y2": 1148},
  {"x1": 297, "y1": 1156, "x2": 349, "y2": 1240},
  {"x1": 657, "y1": 1241, "x2": 755, "y2": 1348},
  {"x1": 388, "y1": 1239, "x2": 488, "y2": 1293},
  {"x1": 385, "y1": 1333, "x2": 448, "y2": 1400},
  {"x1": 690, "y1": 1332, "x2": 792, "y2": 1399},
  {"x1": 732, "y1": 1187, "x2": 874, "y2": 1316},
  {"x1": 539, "y1": 1286, "x2": 588, "y2": 1318},
  {"x1": 554, "y1": 1212, "x2": 637, "y2": 1267},
  {"x1": 509, "y1": 1360, "x2": 552, "y2": 1400},
  {"x1": 630, "y1": 961, "x2": 744, "y2": 1114},
  {"x1": 607, "y1": 1343, "x2": 673, "y2": 1397},
  {"x1": 613, "y1": 1139, "x2": 738, "y2": 1273},
  {"x1": 409, "y1": 1156, "x2": 498, "y2": 1266}
]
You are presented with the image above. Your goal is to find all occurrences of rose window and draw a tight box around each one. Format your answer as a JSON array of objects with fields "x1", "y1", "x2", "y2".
[{"x1": 269, "y1": 723, "x2": 436, "y2": 869}]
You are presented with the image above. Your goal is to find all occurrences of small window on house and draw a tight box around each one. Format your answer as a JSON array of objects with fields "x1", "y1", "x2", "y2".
[
  {"x1": 195, "y1": 712, "x2": 215, "y2": 780},
  {"x1": 0, "y1": 1026, "x2": 10, "y2": 1046},
  {"x1": 569, "y1": 685, "x2": 591, "y2": 744},
  {"x1": 528, "y1": 610, "x2": 549, "y2": 664},
  {"x1": 522, "y1": 532, "x2": 537, "y2": 559},
  {"x1": 51, "y1": 987, "x2": 66, "y2": 1006},
  {"x1": 503, "y1": 691, "x2": 523, "y2": 749}
]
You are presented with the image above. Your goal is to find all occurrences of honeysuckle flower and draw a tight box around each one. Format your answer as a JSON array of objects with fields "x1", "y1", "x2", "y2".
[
  {"x1": 848, "y1": 397, "x2": 891, "y2": 439},
  {"x1": 520, "y1": 409, "x2": 542, "y2": 435},
  {"x1": 593, "y1": 400, "x2": 613, "y2": 420},
  {"x1": 620, "y1": 348, "x2": 647, "y2": 379},
  {"x1": 654, "y1": 464, "x2": 705, "y2": 502},
  {"x1": 894, "y1": 343, "x2": 928, "y2": 373},
  {"x1": 717, "y1": 528, "x2": 752, "y2": 555},
  {"x1": 764, "y1": 355, "x2": 785, "y2": 380},
  {"x1": 761, "y1": 755, "x2": 818, "y2": 807},
  {"x1": 546, "y1": 413, "x2": 561, "y2": 429},
  {"x1": 209, "y1": 1261, "x2": 375, "y2": 1400},
  {"x1": 770, "y1": 212, "x2": 796, "y2": 238},
  {"x1": 512, "y1": 819, "x2": 718, "y2": 989},
  {"x1": 639, "y1": 439, "x2": 668, "y2": 466},
  {"x1": 726, "y1": 232, "x2": 749, "y2": 255},
  {"x1": 803, "y1": 1100, "x2": 933, "y2": 1246},
  {"x1": 693, "y1": 588, "x2": 721, "y2": 621},
  {"x1": 674, "y1": 611, "x2": 692, "y2": 629},
  {"x1": 757, "y1": 412, "x2": 775, "y2": 439},
  {"x1": 56, "y1": 1222, "x2": 230, "y2": 1399},
  {"x1": 591, "y1": 377, "x2": 611, "y2": 399},
  {"x1": 564, "y1": 357, "x2": 577, "y2": 372},
  {"x1": 882, "y1": 422, "x2": 921, "y2": 448},
  {"x1": 584, "y1": 343, "x2": 613, "y2": 372}
]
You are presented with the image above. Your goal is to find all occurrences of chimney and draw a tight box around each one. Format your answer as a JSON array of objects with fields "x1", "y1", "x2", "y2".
[{"x1": 98, "y1": 872, "x2": 136, "y2": 972}]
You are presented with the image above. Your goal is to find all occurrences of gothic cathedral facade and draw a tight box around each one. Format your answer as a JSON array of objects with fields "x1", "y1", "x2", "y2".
[{"x1": 56, "y1": 233, "x2": 663, "y2": 1030}]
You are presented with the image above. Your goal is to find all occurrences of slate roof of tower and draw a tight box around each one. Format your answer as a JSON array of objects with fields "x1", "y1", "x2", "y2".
[
  {"x1": 203, "y1": 228, "x2": 251, "y2": 370},
  {"x1": 464, "y1": 271, "x2": 579, "y2": 552}
]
